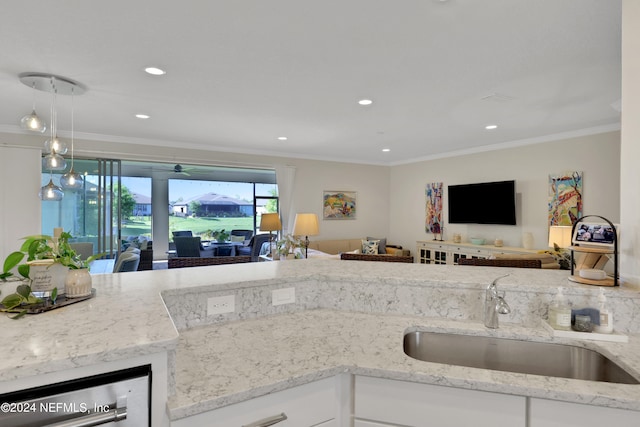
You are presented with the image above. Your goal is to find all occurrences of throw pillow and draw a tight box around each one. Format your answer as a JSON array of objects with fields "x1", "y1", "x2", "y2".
[
  {"x1": 367, "y1": 236, "x2": 387, "y2": 254},
  {"x1": 361, "y1": 239, "x2": 379, "y2": 255},
  {"x1": 230, "y1": 235, "x2": 245, "y2": 243}
]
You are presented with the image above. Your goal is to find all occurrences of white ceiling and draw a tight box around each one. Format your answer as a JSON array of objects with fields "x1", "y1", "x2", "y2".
[{"x1": 0, "y1": 0, "x2": 621, "y2": 165}]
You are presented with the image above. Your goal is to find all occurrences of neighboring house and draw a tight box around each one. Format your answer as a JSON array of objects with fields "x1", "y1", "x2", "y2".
[
  {"x1": 171, "y1": 202, "x2": 189, "y2": 217},
  {"x1": 132, "y1": 193, "x2": 152, "y2": 216},
  {"x1": 184, "y1": 192, "x2": 253, "y2": 217}
]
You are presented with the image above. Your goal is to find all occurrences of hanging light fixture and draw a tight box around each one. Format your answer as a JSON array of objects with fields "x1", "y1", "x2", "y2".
[
  {"x1": 20, "y1": 82, "x2": 47, "y2": 133},
  {"x1": 61, "y1": 87, "x2": 84, "y2": 190},
  {"x1": 39, "y1": 174, "x2": 64, "y2": 201},
  {"x1": 19, "y1": 73, "x2": 86, "y2": 200}
]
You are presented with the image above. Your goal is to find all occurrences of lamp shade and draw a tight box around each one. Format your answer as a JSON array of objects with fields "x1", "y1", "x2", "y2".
[
  {"x1": 259, "y1": 213, "x2": 282, "y2": 232},
  {"x1": 548, "y1": 225, "x2": 572, "y2": 248},
  {"x1": 293, "y1": 213, "x2": 319, "y2": 237}
]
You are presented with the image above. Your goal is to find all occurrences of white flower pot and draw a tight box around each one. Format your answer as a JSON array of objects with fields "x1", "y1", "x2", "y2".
[
  {"x1": 65, "y1": 268, "x2": 93, "y2": 298},
  {"x1": 28, "y1": 260, "x2": 69, "y2": 297}
]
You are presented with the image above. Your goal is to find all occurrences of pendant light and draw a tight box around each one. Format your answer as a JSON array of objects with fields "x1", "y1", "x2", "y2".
[
  {"x1": 19, "y1": 82, "x2": 47, "y2": 133},
  {"x1": 42, "y1": 82, "x2": 67, "y2": 171},
  {"x1": 39, "y1": 174, "x2": 64, "y2": 201},
  {"x1": 61, "y1": 87, "x2": 84, "y2": 190},
  {"x1": 43, "y1": 81, "x2": 67, "y2": 155}
]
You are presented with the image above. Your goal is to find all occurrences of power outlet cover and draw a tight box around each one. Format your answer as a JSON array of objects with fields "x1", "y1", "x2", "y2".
[
  {"x1": 207, "y1": 295, "x2": 235, "y2": 315},
  {"x1": 272, "y1": 287, "x2": 295, "y2": 306}
]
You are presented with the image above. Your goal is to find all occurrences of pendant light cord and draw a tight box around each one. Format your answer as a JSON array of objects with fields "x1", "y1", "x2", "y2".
[{"x1": 70, "y1": 86, "x2": 75, "y2": 169}]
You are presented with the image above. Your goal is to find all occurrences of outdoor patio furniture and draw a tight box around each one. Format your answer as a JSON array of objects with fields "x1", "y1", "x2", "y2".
[
  {"x1": 168, "y1": 256, "x2": 252, "y2": 269},
  {"x1": 174, "y1": 236, "x2": 203, "y2": 257}
]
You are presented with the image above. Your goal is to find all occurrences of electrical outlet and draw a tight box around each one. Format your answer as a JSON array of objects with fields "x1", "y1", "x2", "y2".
[
  {"x1": 207, "y1": 295, "x2": 235, "y2": 315},
  {"x1": 272, "y1": 287, "x2": 295, "y2": 306}
]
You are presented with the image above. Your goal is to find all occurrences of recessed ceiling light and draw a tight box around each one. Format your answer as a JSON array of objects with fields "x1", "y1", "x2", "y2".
[
  {"x1": 144, "y1": 67, "x2": 166, "y2": 76},
  {"x1": 358, "y1": 99, "x2": 373, "y2": 106},
  {"x1": 382, "y1": 148, "x2": 391, "y2": 152},
  {"x1": 277, "y1": 136, "x2": 288, "y2": 141},
  {"x1": 136, "y1": 114, "x2": 150, "y2": 119},
  {"x1": 485, "y1": 124, "x2": 498, "y2": 130}
]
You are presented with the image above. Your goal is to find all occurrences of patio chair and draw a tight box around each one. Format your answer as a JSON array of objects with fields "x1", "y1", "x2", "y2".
[
  {"x1": 230, "y1": 229, "x2": 253, "y2": 242},
  {"x1": 174, "y1": 236, "x2": 203, "y2": 257},
  {"x1": 112, "y1": 251, "x2": 140, "y2": 273},
  {"x1": 172, "y1": 230, "x2": 193, "y2": 237}
]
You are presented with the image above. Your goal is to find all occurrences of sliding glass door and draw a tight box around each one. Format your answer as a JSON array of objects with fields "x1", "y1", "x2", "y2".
[{"x1": 42, "y1": 158, "x2": 122, "y2": 258}]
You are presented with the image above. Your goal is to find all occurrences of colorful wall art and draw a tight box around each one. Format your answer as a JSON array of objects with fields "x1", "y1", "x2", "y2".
[
  {"x1": 425, "y1": 182, "x2": 443, "y2": 234},
  {"x1": 323, "y1": 191, "x2": 356, "y2": 219},
  {"x1": 548, "y1": 171, "x2": 583, "y2": 226}
]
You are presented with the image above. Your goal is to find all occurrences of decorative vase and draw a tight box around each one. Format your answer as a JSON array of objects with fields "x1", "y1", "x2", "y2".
[
  {"x1": 65, "y1": 268, "x2": 93, "y2": 298},
  {"x1": 28, "y1": 260, "x2": 69, "y2": 298},
  {"x1": 522, "y1": 232, "x2": 534, "y2": 250}
]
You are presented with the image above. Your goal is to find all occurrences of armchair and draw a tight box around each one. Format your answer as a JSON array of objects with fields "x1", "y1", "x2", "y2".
[{"x1": 237, "y1": 234, "x2": 272, "y2": 261}]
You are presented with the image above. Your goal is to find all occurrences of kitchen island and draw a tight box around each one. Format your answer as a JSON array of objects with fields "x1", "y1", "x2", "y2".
[{"x1": 1, "y1": 260, "x2": 640, "y2": 426}]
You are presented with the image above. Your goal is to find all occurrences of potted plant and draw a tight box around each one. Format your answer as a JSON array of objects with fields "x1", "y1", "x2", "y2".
[
  {"x1": 276, "y1": 234, "x2": 304, "y2": 260},
  {"x1": 212, "y1": 229, "x2": 230, "y2": 243},
  {"x1": 1, "y1": 232, "x2": 102, "y2": 310}
]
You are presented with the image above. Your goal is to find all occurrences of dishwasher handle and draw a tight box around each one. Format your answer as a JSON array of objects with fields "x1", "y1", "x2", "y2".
[
  {"x1": 44, "y1": 407, "x2": 127, "y2": 427},
  {"x1": 242, "y1": 412, "x2": 288, "y2": 427}
]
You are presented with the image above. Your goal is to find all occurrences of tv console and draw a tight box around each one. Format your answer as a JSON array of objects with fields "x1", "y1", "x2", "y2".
[{"x1": 416, "y1": 240, "x2": 539, "y2": 265}]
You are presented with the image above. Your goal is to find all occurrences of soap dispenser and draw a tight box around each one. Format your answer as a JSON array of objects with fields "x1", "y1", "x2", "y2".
[
  {"x1": 593, "y1": 288, "x2": 613, "y2": 334},
  {"x1": 549, "y1": 287, "x2": 571, "y2": 331}
]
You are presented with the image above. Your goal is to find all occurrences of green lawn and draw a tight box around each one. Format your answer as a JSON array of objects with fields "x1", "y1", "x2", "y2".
[{"x1": 122, "y1": 216, "x2": 255, "y2": 239}]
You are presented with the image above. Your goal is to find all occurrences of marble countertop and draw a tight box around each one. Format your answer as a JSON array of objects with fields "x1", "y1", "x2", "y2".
[
  {"x1": 168, "y1": 309, "x2": 640, "y2": 420},
  {"x1": 1, "y1": 259, "x2": 640, "y2": 419}
]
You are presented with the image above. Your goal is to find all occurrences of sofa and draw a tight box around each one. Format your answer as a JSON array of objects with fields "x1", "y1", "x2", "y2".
[{"x1": 309, "y1": 237, "x2": 411, "y2": 261}]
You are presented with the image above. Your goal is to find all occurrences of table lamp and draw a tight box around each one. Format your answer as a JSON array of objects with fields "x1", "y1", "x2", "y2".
[
  {"x1": 259, "y1": 213, "x2": 282, "y2": 244},
  {"x1": 548, "y1": 225, "x2": 572, "y2": 249},
  {"x1": 293, "y1": 213, "x2": 319, "y2": 258}
]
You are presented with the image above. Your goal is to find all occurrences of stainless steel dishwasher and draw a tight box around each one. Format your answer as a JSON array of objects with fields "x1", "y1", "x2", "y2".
[{"x1": 0, "y1": 365, "x2": 151, "y2": 427}]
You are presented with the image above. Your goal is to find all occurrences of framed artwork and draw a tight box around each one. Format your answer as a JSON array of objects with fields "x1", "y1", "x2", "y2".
[
  {"x1": 323, "y1": 191, "x2": 356, "y2": 220},
  {"x1": 425, "y1": 182, "x2": 443, "y2": 234},
  {"x1": 548, "y1": 171, "x2": 583, "y2": 226}
]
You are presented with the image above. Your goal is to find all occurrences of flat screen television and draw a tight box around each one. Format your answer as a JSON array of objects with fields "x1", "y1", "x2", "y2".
[{"x1": 448, "y1": 180, "x2": 517, "y2": 225}]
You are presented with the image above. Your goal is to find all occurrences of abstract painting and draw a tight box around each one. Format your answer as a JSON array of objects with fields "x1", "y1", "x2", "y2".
[
  {"x1": 548, "y1": 171, "x2": 583, "y2": 226},
  {"x1": 425, "y1": 182, "x2": 443, "y2": 234},
  {"x1": 323, "y1": 191, "x2": 356, "y2": 219}
]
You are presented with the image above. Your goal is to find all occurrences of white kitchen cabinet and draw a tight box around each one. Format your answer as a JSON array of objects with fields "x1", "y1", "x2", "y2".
[
  {"x1": 171, "y1": 377, "x2": 337, "y2": 427},
  {"x1": 530, "y1": 398, "x2": 640, "y2": 427},
  {"x1": 416, "y1": 240, "x2": 538, "y2": 265},
  {"x1": 354, "y1": 376, "x2": 526, "y2": 427}
]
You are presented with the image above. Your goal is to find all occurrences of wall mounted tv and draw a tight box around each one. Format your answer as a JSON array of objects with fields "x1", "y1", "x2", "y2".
[{"x1": 448, "y1": 180, "x2": 517, "y2": 225}]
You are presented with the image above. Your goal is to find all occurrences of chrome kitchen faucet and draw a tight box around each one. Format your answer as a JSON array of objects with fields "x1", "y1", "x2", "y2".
[{"x1": 484, "y1": 274, "x2": 511, "y2": 328}]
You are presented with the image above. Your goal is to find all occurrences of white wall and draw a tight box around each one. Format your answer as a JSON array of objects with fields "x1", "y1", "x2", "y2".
[
  {"x1": 0, "y1": 145, "x2": 42, "y2": 262},
  {"x1": 288, "y1": 158, "x2": 390, "y2": 241},
  {"x1": 621, "y1": 0, "x2": 640, "y2": 287},
  {"x1": 389, "y1": 131, "x2": 621, "y2": 254}
]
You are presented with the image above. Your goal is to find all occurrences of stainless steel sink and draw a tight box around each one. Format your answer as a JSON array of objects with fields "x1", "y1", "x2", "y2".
[{"x1": 404, "y1": 331, "x2": 639, "y2": 384}]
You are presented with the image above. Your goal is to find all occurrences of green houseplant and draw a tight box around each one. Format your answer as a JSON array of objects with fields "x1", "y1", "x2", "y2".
[
  {"x1": 1, "y1": 232, "x2": 102, "y2": 318},
  {"x1": 276, "y1": 234, "x2": 304, "y2": 259},
  {"x1": 202, "y1": 229, "x2": 231, "y2": 243},
  {"x1": 1, "y1": 232, "x2": 97, "y2": 281}
]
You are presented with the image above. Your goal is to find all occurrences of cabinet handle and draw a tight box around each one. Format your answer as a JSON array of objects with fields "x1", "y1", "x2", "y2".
[
  {"x1": 242, "y1": 412, "x2": 288, "y2": 427},
  {"x1": 43, "y1": 407, "x2": 127, "y2": 427}
]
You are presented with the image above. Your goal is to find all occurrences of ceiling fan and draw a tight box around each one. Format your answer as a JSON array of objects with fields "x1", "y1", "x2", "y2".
[
  {"x1": 135, "y1": 163, "x2": 198, "y2": 176},
  {"x1": 172, "y1": 164, "x2": 193, "y2": 176}
]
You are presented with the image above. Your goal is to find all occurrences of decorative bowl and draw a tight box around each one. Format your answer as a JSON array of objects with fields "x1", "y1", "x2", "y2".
[{"x1": 470, "y1": 238, "x2": 485, "y2": 245}]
